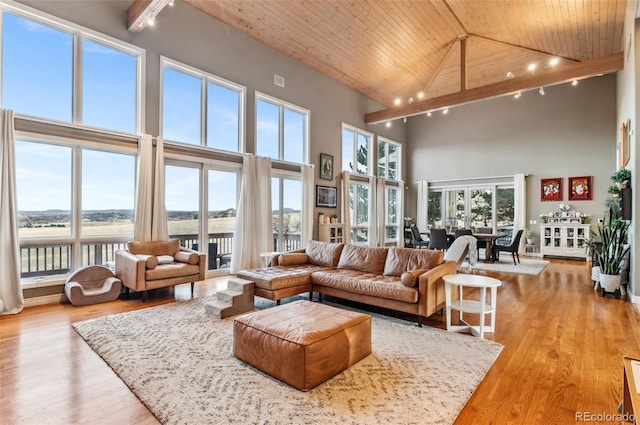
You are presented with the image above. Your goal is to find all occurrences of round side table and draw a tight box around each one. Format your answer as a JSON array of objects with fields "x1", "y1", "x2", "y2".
[{"x1": 443, "y1": 274, "x2": 502, "y2": 338}]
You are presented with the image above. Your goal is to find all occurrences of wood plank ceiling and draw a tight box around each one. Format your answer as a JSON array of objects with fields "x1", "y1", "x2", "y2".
[{"x1": 155, "y1": 0, "x2": 627, "y2": 122}]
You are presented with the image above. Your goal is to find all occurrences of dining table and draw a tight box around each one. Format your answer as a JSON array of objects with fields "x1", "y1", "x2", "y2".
[{"x1": 423, "y1": 231, "x2": 505, "y2": 262}]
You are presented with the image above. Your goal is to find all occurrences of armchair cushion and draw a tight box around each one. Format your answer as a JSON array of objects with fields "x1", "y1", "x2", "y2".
[
  {"x1": 400, "y1": 269, "x2": 430, "y2": 287},
  {"x1": 136, "y1": 254, "x2": 158, "y2": 269},
  {"x1": 157, "y1": 255, "x2": 174, "y2": 265},
  {"x1": 128, "y1": 240, "x2": 180, "y2": 256},
  {"x1": 174, "y1": 251, "x2": 199, "y2": 265}
]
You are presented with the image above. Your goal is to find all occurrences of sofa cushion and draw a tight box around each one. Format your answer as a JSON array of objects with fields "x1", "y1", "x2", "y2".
[
  {"x1": 400, "y1": 269, "x2": 430, "y2": 287},
  {"x1": 337, "y1": 245, "x2": 388, "y2": 275},
  {"x1": 383, "y1": 247, "x2": 443, "y2": 276},
  {"x1": 278, "y1": 253, "x2": 309, "y2": 266},
  {"x1": 128, "y1": 240, "x2": 180, "y2": 257},
  {"x1": 237, "y1": 265, "x2": 330, "y2": 291},
  {"x1": 174, "y1": 251, "x2": 199, "y2": 265},
  {"x1": 311, "y1": 269, "x2": 418, "y2": 303},
  {"x1": 145, "y1": 263, "x2": 200, "y2": 281},
  {"x1": 306, "y1": 240, "x2": 344, "y2": 268}
]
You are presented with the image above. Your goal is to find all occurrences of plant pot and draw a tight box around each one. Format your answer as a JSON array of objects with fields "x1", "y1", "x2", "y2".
[
  {"x1": 599, "y1": 273, "x2": 621, "y2": 292},
  {"x1": 526, "y1": 237, "x2": 535, "y2": 245}
]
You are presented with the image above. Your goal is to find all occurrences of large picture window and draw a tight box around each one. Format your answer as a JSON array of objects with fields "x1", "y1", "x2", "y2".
[
  {"x1": 161, "y1": 57, "x2": 244, "y2": 151},
  {"x1": 1, "y1": 7, "x2": 143, "y2": 134},
  {"x1": 342, "y1": 124, "x2": 371, "y2": 175},
  {"x1": 256, "y1": 93, "x2": 308, "y2": 164}
]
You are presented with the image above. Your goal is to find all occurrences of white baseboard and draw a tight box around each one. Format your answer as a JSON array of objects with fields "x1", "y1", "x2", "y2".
[{"x1": 24, "y1": 294, "x2": 65, "y2": 308}]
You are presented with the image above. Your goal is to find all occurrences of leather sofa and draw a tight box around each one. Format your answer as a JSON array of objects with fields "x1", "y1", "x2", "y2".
[
  {"x1": 115, "y1": 240, "x2": 206, "y2": 301},
  {"x1": 237, "y1": 240, "x2": 457, "y2": 324}
]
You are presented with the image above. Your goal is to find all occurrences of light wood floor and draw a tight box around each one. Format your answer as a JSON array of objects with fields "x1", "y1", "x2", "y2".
[{"x1": 1, "y1": 258, "x2": 639, "y2": 424}]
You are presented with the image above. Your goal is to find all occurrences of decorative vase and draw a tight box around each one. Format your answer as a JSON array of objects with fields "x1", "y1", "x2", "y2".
[
  {"x1": 599, "y1": 273, "x2": 621, "y2": 293},
  {"x1": 318, "y1": 214, "x2": 325, "y2": 224},
  {"x1": 526, "y1": 237, "x2": 535, "y2": 245},
  {"x1": 591, "y1": 266, "x2": 600, "y2": 290}
]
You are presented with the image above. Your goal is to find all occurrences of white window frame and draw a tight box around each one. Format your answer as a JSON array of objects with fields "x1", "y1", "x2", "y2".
[
  {"x1": 341, "y1": 123, "x2": 373, "y2": 176},
  {"x1": 0, "y1": 0, "x2": 146, "y2": 134},
  {"x1": 256, "y1": 91, "x2": 309, "y2": 165},
  {"x1": 377, "y1": 136, "x2": 401, "y2": 181},
  {"x1": 160, "y1": 56, "x2": 246, "y2": 152}
]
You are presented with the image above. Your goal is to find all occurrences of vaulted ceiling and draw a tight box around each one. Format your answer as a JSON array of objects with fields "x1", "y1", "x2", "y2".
[{"x1": 130, "y1": 0, "x2": 627, "y2": 123}]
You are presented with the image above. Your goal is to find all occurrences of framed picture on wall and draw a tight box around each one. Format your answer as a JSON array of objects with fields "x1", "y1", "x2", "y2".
[
  {"x1": 319, "y1": 153, "x2": 334, "y2": 180},
  {"x1": 541, "y1": 178, "x2": 563, "y2": 201},
  {"x1": 316, "y1": 185, "x2": 337, "y2": 208},
  {"x1": 568, "y1": 176, "x2": 592, "y2": 200}
]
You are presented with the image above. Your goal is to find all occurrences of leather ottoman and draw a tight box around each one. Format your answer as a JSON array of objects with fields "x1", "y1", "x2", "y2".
[{"x1": 233, "y1": 300, "x2": 371, "y2": 391}]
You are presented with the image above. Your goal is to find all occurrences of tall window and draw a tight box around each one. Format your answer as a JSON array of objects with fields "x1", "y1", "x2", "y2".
[
  {"x1": 348, "y1": 182, "x2": 369, "y2": 244},
  {"x1": 342, "y1": 125, "x2": 371, "y2": 175},
  {"x1": 256, "y1": 93, "x2": 308, "y2": 164},
  {"x1": 165, "y1": 164, "x2": 201, "y2": 243},
  {"x1": 378, "y1": 138, "x2": 400, "y2": 180},
  {"x1": 161, "y1": 57, "x2": 244, "y2": 151},
  {"x1": 208, "y1": 170, "x2": 238, "y2": 268},
  {"x1": 385, "y1": 186, "x2": 399, "y2": 242},
  {"x1": 272, "y1": 175, "x2": 302, "y2": 251},
  {"x1": 1, "y1": 7, "x2": 143, "y2": 133},
  {"x1": 15, "y1": 139, "x2": 136, "y2": 280}
]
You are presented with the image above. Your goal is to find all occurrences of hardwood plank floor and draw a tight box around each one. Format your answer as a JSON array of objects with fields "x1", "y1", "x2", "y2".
[{"x1": 1, "y1": 259, "x2": 638, "y2": 424}]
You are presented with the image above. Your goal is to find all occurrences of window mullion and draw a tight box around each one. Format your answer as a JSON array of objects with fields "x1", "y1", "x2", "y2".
[
  {"x1": 201, "y1": 78, "x2": 207, "y2": 146},
  {"x1": 279, "y1": 105, "x2": 284, "y2": 160},
  {"x1": 73, "y1": 33, "x2": 82, "y2": 125},
  {"x1": 72, "y1": 146, "x2": 82, "y2": 269}
]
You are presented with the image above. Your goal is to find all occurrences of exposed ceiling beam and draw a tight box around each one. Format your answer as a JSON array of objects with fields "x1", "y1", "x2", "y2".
[
  {"x1": 429, "y1": 0, "x2": 467, "y2": 38},
  {"x1": 460, "y1": 37, "x2": 467, "y2": 91},
  {"x1": 128, "y1": 0, "x2": 173, "y2": 32},
  {"x1": 365, "y1": 52, "x2": 623, "y2": 125}
]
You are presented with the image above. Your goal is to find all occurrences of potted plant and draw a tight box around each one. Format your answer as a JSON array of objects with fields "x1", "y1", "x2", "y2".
[
  {"x1": 330, "y1": 214, "x2": 339, "y2": 224},
  {"x1": 596, "y1": 206, "x2": 630, "y2": 296},
  {"x1": 524, "y1": 228, "x2": 535, "y2": 244},
  {"x1": 318, "y1": 212, "x2": 325, "y2": 224},
  {"x1": 611, "y1": 169, "x2": 631, "y2": 189},
  {"x1": 608, "y1": 185, "x2": 620, "y2": 197}
]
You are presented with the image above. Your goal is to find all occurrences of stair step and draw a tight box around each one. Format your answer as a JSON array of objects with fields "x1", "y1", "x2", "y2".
[
  {"x1": 204, "y1": 279, "x2": 255, "y2": 319},
  {"x1": 228, "y1": 277, "x2": 254, "y2": 292}
]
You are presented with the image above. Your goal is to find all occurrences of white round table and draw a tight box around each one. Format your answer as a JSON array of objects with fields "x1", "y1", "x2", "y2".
[{"x1": 443, "y1": 274, "x2": 502, "y2": 338}]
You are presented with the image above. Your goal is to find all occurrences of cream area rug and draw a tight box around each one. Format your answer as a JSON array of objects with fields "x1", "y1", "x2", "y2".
[
  {"x1": 72, "y1": 297, "x2": 503, "y2": 425},
  {"x1": 464, "y1": 257, "x2": 550, "y2": 275}
]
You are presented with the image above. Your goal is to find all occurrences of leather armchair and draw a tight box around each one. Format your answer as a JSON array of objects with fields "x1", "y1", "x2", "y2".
[{"x1": 115, "y1": 240, "x2": 205, "y2": 301}]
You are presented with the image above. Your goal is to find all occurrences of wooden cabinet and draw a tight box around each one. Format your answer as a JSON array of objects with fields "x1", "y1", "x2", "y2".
[
  {"x1": 540, "y1": 224, "x2": 590, "y2": 259},
  {"x1": 318, "y1": 223, "x2": 344, "y2": 243}
]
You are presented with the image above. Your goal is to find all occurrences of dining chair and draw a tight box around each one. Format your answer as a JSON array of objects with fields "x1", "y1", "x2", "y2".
[
  {"x1": 476, "y1": 227, "x2": 492, "y2": 257},
  {"x1": 410, "y1": 224, "x2": 430, "y2": 249},
  {"x1": 428, "y1": 228, "x2": 449, "y2": 251},
  {"x1": 492, "y1": 229, "x2": 524, "y2": 265}
]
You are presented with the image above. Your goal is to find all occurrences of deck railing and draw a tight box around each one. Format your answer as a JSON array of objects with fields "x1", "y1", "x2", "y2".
[{"x1": 19, "y1": 232, "x2": 302, "y2": 278}]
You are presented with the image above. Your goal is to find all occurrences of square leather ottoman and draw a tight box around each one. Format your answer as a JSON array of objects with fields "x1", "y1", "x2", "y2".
[{"x1": 233, "y1": 300, "x2": 371, "y2": 391}]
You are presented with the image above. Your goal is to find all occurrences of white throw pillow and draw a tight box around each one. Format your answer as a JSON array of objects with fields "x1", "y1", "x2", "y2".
[{"x1": 157, "y1": 255, "x2": 174, "y2": 265}]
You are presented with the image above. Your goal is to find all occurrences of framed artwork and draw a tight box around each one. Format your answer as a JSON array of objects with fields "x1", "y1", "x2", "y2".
[
  {"x1": 316, "y1": 185, "x2": 337, "y2": 208},
  {"x1": 568, "y1": 176, "x2": 592, "y2": 200},
  {"x1": 620, "y1": 119, "x2": 631, "y2": 168},
  {"x1": 541, "y1": 178, "x2": 562, "y2": 201},
  {"x1": 319, "y1": 153, "x2": 334, "y2": 180}
]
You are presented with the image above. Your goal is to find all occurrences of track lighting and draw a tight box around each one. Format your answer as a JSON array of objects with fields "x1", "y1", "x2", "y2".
[{"x1": 538, "y1": 87, "x2": 545, "y2": 95}]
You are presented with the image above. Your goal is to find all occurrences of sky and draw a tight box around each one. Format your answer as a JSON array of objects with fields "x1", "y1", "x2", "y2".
[{"x1": 5, "y1": 11, "x2": 303, "y2": 213}]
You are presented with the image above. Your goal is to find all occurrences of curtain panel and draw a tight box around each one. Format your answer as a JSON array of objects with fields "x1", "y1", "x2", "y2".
[{"x1": 0, "y1": 109, "x2": 23, "y2": 314}]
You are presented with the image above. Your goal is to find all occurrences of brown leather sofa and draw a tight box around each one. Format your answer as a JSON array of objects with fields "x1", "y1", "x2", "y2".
[
  {"x1": 237, "y1": 240, "x2": 457, "y2": 324},
  {"x1": 115, "y1": 240, "x2": 206, "y2": 301}
]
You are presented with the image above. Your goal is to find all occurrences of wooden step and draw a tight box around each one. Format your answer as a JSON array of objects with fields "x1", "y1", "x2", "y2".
[{"x1": 204, "y1": 278, "x2": 254, "y2": 319}]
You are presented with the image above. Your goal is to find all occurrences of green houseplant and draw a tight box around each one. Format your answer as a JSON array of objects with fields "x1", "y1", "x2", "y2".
[
  {"x1": 596, "y1": 205, "x2": 630, "y2": 296},
  {"x1": 611, "y1": 169, "x2": 631, "y2": 189}
]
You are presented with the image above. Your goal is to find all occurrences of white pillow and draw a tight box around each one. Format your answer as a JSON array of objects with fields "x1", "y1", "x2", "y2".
[{"x1": 157, "y1": 255, "x2": 174, "y2": 265}]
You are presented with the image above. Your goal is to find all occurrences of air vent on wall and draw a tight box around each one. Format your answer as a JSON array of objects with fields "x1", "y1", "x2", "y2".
[{"x1": 274, "y1": 74, "x2": 285, "y2": 88}]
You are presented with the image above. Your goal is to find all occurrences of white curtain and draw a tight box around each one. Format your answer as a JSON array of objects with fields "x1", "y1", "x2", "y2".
[
  {"x1": 0, "y1": 109, "x2": 23, "y2": 314},
  {"x1": 340, "y1": 171, "x2": 352, "y2": 244},
  {"x1": 370, "y1": 176, "x2": 386, "y2": 247},
  {"x1": 417, "y1": 180, "x2": 428, "y2": 232},
  {"x1": 514, "y1": 173, "x2": 527, "y2": 253},
  {"x1": 301, "y1": 164, "x2": 315, "y2": 247},
  {"x1": 152, "y1": 137, "x2": 168, "y2": 241},
  {"x1": 230, "y1": 154, "x2": 272, "y2": 273},
  {"x1": 133, "y1": 135, "x2": 168, "y2": 241},
  {"x1": 396, "y1": 180, "x2": 405, "y2": 247}
]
